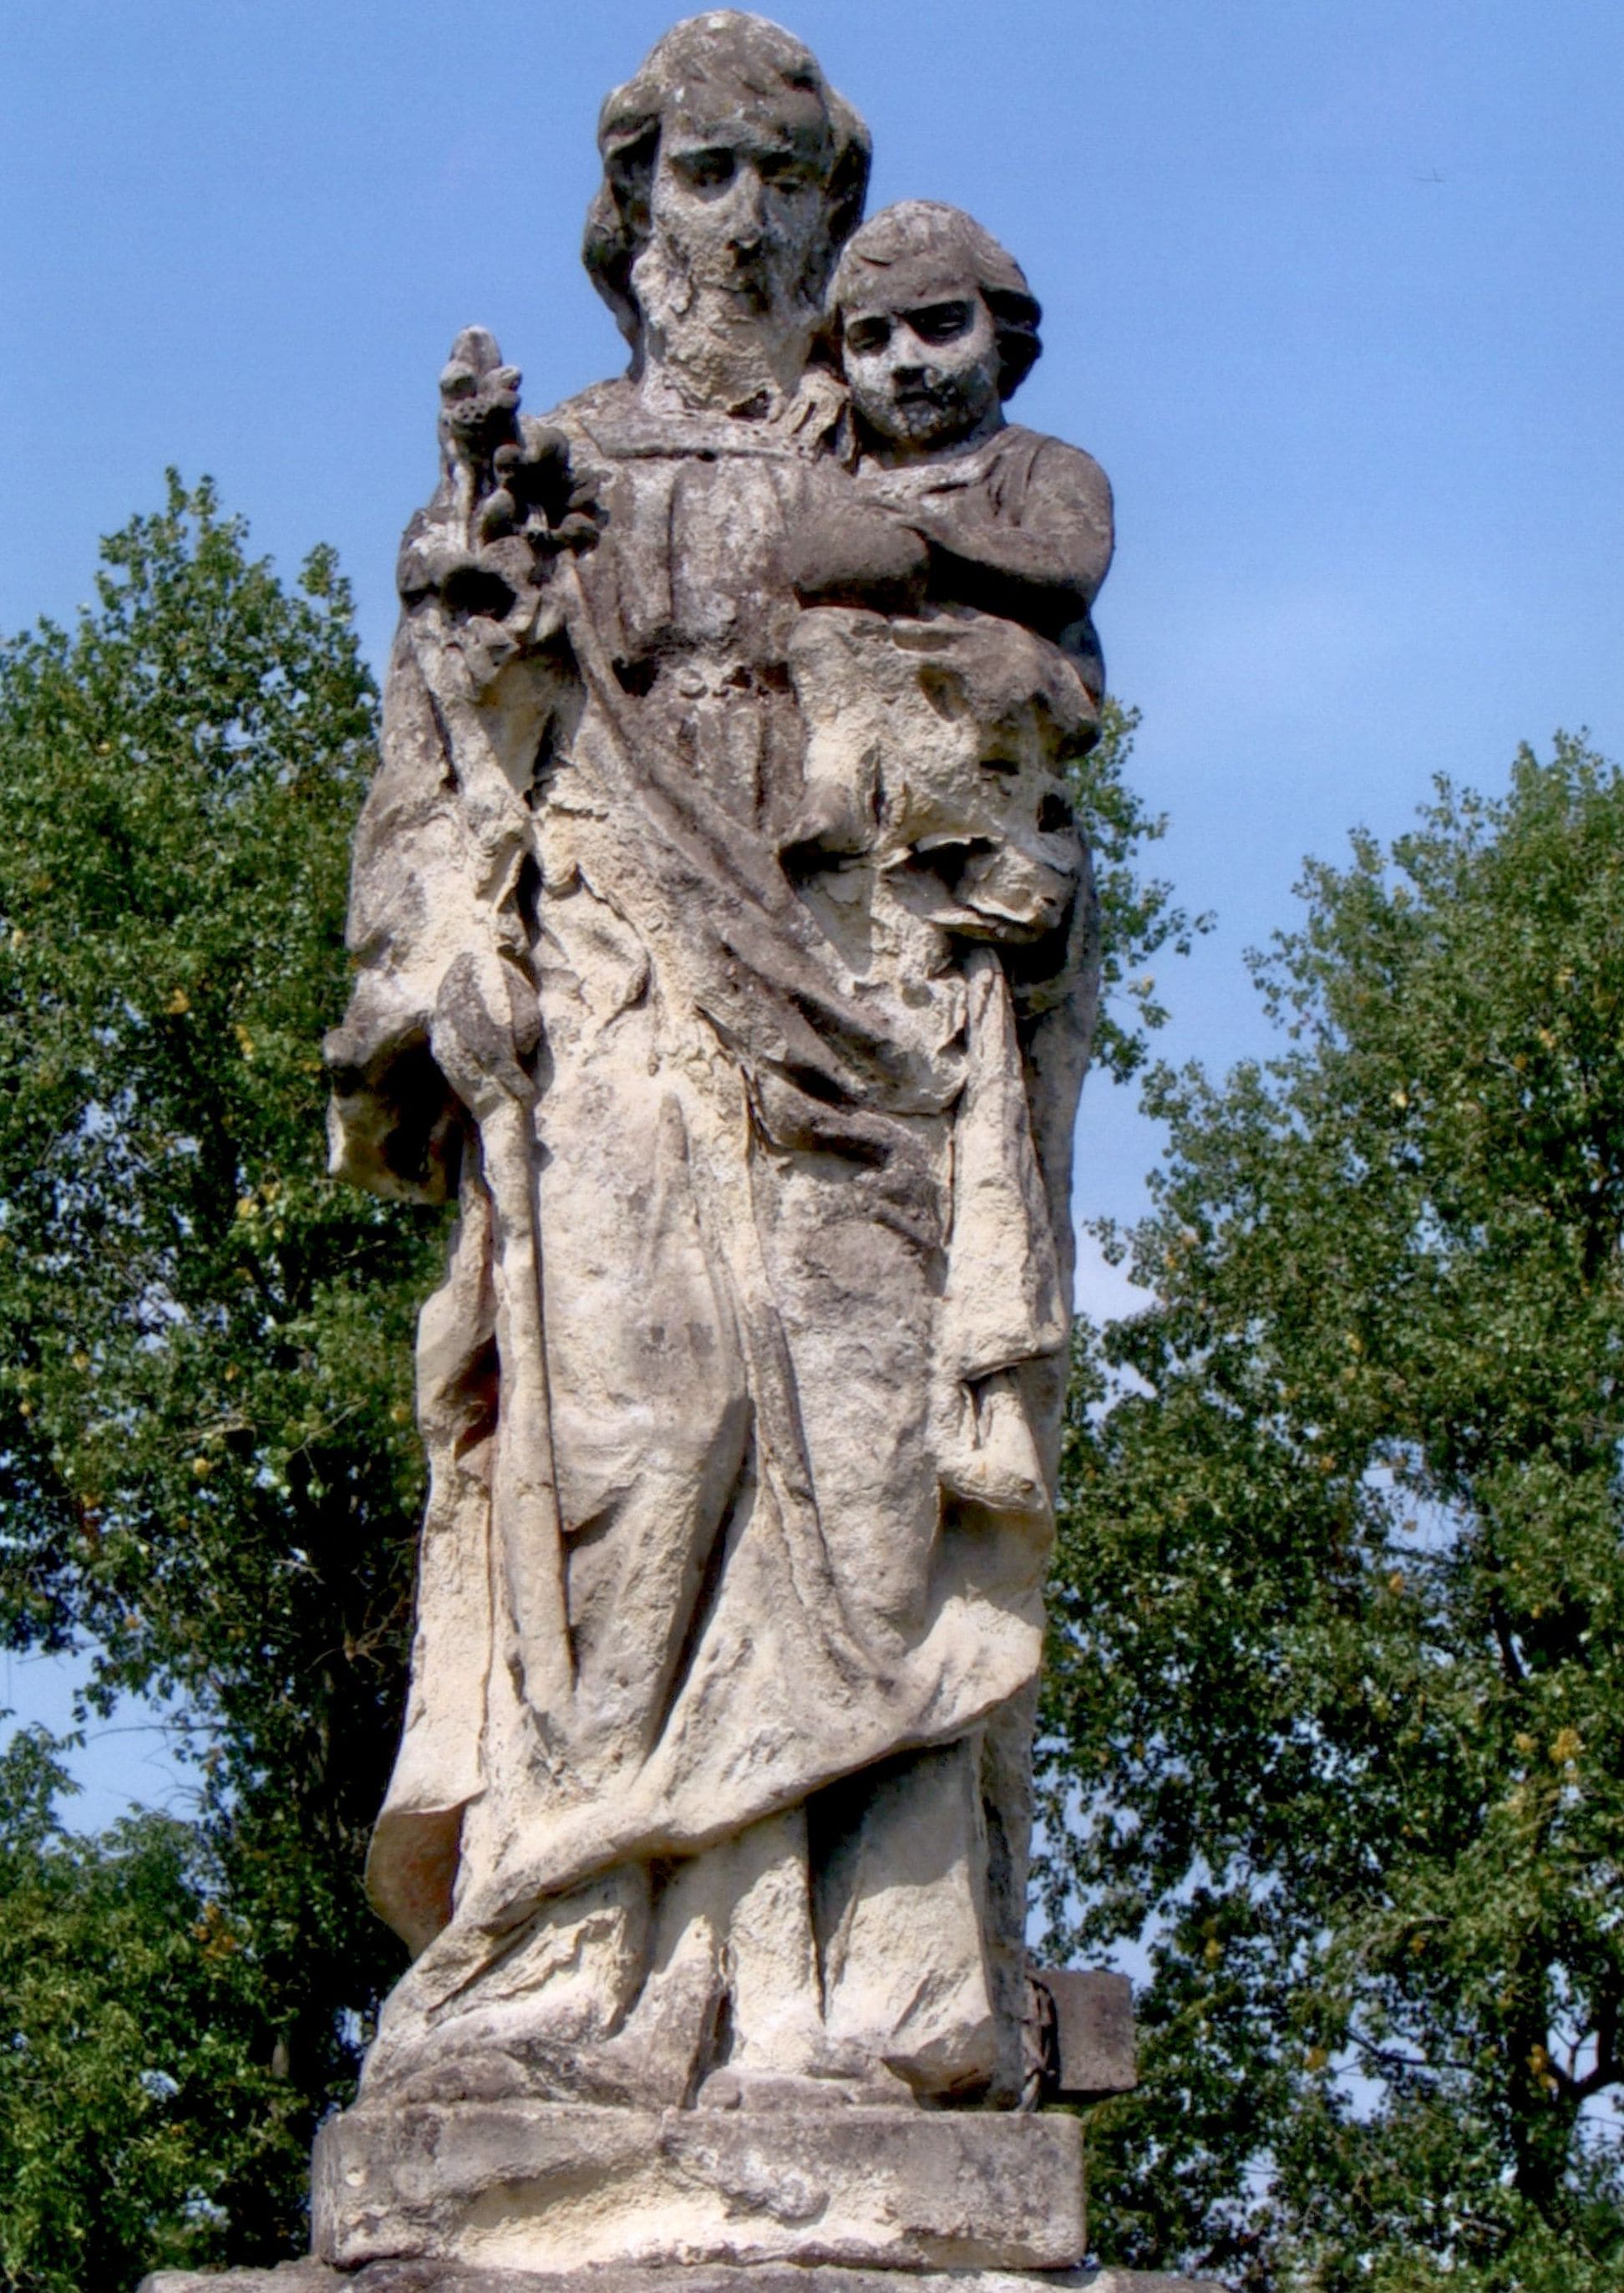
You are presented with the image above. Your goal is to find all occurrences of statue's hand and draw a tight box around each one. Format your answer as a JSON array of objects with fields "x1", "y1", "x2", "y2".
[
  {"x1": 397, "y1": 510, "x2": 526, "y2": 614},
  {"x1": 400, "y1": 331, "x2": 604, "y2": 619},
  {"x1": 323, "y1": 990, "x2": 461, "y2": 1203},
  {"x1": 495, "y1": 419, "x2": 606, "y2": 558}
]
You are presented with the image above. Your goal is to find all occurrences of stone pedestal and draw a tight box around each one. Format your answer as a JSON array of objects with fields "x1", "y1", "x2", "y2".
[
  {"x1": 140, "y1": 2012, "x2": 1223, "y2": 2291},
  {"x1": 311, "y1": 2102, "x2": 1084, "y2": 2275},
  {"x1": 145, "y1": 2266, "x2": 1222, "y2": 2293}
]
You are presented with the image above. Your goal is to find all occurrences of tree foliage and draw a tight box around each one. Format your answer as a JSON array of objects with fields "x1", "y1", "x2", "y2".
[
  {"x1": 0, "y1": 476, "x2": 441, "y2": 2277},
  {"x1": 1041, "y1": 738, "x2": 1624, "y2": 2290},
  {"x1": 1072, "y1": 698, "x2": 1209, "y2": 1083},
  {"x1": 0, "y1": 1727, "x2": 304, "y2": 2292}
]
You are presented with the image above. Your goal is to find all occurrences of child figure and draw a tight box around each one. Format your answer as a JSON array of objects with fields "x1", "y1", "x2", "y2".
[
  {"x1": 788, "y1": 198, "x2": 1114, "y2": 706},
  {"x1": 780, "y1": 203, "x2": 1113, "y2": 1528}
]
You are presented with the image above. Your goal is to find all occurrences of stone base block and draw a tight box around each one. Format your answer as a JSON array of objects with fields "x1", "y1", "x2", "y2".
[
  {"x1": 309, "y1": 2102, "x2": 1084, "y2": 2275},
  {"x1": 143, "y1": 2267, "x2": 1225, "y2": 2293}
]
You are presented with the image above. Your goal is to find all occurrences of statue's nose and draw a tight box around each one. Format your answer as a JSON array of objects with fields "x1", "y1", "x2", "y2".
[{"x1": 726, "y1": 165, "x2": 769, "y2": 246}]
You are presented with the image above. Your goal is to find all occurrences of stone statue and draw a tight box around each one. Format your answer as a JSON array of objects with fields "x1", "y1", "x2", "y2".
[{"x1": 312, "y1": 10, "x2": 1122, "y2": 2275}]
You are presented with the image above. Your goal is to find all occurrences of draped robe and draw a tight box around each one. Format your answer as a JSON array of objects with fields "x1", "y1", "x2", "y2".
[{"x1": 327, "y1": 377, "x2": 1099, "y2": 2103}]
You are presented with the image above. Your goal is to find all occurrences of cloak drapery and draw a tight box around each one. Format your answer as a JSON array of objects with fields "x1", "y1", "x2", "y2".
[{"x1": 326, "y1": 382, "x2": 1099, "y2": 2099}]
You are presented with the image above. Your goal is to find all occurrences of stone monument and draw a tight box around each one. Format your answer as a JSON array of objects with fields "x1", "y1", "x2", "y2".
[{"x1": 143, "y1": 13, "x2": 1217, "y2": 2291}]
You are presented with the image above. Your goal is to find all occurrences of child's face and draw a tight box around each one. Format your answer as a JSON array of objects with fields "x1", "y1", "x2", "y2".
[{"x1": 840, "y1": 265, "x2": 1002, "y2": 460}]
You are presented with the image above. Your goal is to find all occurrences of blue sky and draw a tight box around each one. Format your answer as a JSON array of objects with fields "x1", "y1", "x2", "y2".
[{"x1": 3, "y1": 0, "x2": 1623, "y2": 1807}]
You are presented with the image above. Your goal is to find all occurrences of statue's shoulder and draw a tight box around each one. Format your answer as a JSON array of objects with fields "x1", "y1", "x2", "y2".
[
  {"x1": 531, "y1": 375, "x2": 732, "y2": 465},
  {"x1": 532, "y1": 376, "x2": 633, "y2": 459},
  {"x1": 992, "y1": 425, "x2": 1113, "y2": 521},
  {"x1": 533, "y1": 371, "x2": 851, "y2": 467}
]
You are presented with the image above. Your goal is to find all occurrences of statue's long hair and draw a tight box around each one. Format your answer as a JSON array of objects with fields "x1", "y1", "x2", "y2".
[{"x1": 583, "y1": 11, "x2": 871, "y2": 358}]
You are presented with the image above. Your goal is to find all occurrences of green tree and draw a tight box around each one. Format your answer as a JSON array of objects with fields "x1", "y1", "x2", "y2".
[
  {"x1": 0, "y1": 475, "x2": 440, "y2": 2272},
  {"x1": 1073, "y1": 698, "x2": 1208, "y2": 1084},
  {"x1": 1041, "y1": 736, "x2": 1624, "y2": 2290}
]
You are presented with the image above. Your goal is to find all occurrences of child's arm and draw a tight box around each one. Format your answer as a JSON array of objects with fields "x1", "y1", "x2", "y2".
[
  {"x1": 909, "y1": 438, "x2": 1114, "y2": 646},
  {"x1": 779, "y1": 472, "x2": 931, "y2": 616}
]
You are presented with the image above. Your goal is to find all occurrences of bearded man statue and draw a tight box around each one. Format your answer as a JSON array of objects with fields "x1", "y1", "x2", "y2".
[{"x1": 317, "y1": 12, "x2": 1109, "y2": 2276}]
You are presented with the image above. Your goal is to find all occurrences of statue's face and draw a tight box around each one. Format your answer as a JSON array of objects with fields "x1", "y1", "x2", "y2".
[
  {"x1": 840, "y1": 267, "x2": 1002, "y2": 460},
  {"x1": 647, "y1": 94, "x2": 833, "y2": 319}
]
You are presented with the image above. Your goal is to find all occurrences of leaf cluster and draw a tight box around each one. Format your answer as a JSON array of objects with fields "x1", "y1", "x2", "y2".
[
  {"x1": 1069, "y1": 699, "x2": 1212, "y2": 1082},
  {"x1": 0, "y1": 1728, "x2": 306, "y2": 2293}
]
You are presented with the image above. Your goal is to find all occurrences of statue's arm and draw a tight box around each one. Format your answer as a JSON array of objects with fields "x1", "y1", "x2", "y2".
[
  {"x1": 911, "y1": 440, "x2": 1114, "y2": 642},
  {"x1": 782, "y1": 440, "x2": 1113, "y2": 671}
]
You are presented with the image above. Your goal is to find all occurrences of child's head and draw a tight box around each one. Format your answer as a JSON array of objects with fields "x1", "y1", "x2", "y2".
[{"x1": 830, "y1": 201, "x2": 1041, "y2": 460}]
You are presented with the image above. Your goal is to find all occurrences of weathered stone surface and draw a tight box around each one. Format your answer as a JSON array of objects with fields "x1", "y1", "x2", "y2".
[
  {"x1": 311, "y1": 2101, "x2": 1084, "y2": 2274},
  {"x1": 1033, "y1": 1970, "x2": 1138, "y2": 2102},
  {"x1": 140, "y1": 2269, "x2": 336, "y2": 2293},
  {"x1": 145, "y1": 2268, "x2": 1222, "y2": 2293},
  {"x1": 147, "y1": 16, "x2": 1143, "y2": 2290},
  {"x1": 324, "y1": 8, "x2": 1114, "y2": 2143}
]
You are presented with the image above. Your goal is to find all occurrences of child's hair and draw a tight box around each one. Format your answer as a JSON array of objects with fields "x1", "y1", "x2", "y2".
[{"x1": 829, "y1": 200, "x2": 1043, "y2": 400}]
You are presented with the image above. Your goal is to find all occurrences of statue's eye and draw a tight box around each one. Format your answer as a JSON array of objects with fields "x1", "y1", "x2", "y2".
[
  {"x1": 844, "y1": 317, "x2": 891, "y2": 356},
  {"x1": 910, "y1": 301, "x2": 976, "y2": 345},
  {"x1": 759, "y1": 151, "x2": 815, "y2": 190},
  {"x1": 675, "y1": 147, "x2": 735, "y2": 191}
]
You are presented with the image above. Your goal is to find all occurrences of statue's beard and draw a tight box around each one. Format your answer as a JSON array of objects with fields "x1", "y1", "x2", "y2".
[{"x1": 630, "y1": 234, "x2": 823, "y2": 411}]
